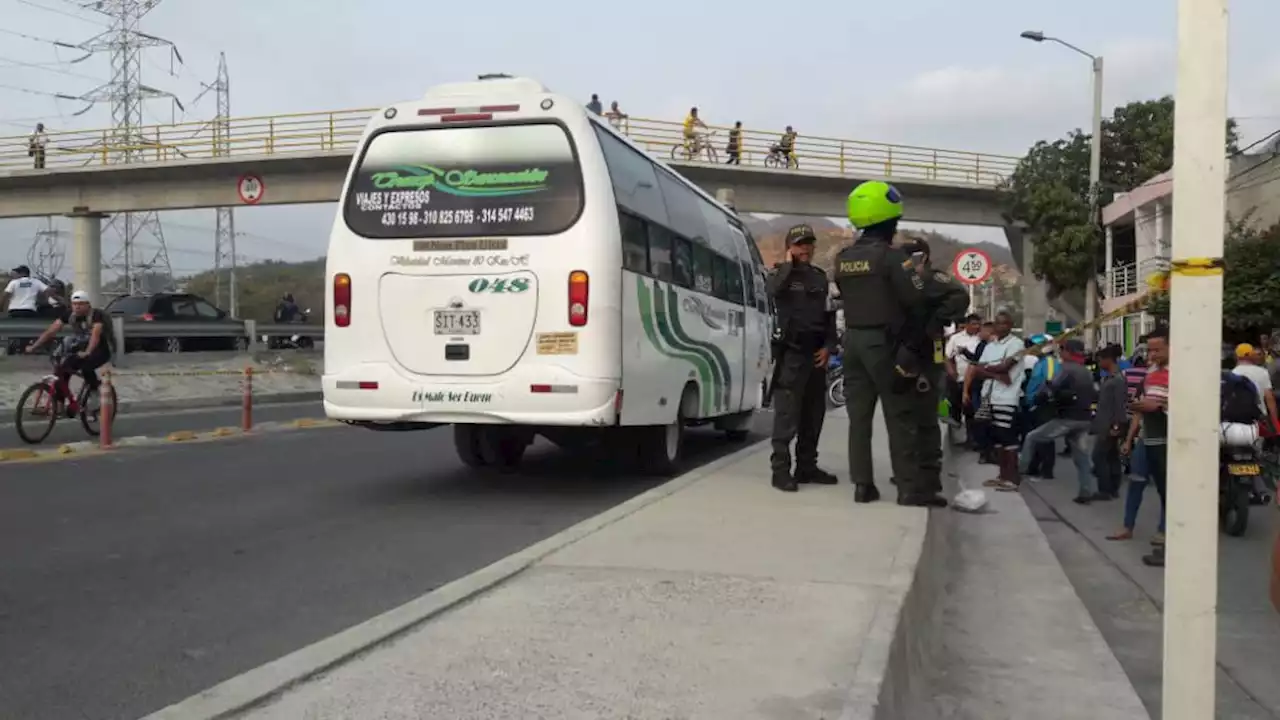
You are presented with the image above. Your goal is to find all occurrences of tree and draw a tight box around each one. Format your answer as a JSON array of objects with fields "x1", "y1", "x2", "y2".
[
  {"x1": 1003, "y1": 96, "x2": 1239, "y2": 296},
  {"x1": 1148, "y1": 220, "x2": 1280, "y2": 337}
]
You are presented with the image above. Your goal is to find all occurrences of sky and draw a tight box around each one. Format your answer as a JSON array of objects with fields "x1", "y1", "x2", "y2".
[{"x1": 2, "y1": 0, "x2": 1279, "y2": 284}]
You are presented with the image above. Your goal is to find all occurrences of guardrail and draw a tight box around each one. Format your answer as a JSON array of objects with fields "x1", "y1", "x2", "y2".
[
  {"x1": 0, "y1": 317, "x2": 323, "y2": 355},
  {"x1": 0, "y1": 108, "x2": 1020, "y2": 187}
]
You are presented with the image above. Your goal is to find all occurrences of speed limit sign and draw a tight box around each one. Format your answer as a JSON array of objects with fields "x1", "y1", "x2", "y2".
[
  {"x1": 951, "y1": 248, "x2": 992, "y2": 285},
  {"x1": 237, "y1": 174, "x2": 265, "y2": 205}
]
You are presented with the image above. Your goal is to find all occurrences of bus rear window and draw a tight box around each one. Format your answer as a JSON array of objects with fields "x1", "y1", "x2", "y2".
[{"x1": 343, "y1": 122, "x2": 584, "y2": 239}]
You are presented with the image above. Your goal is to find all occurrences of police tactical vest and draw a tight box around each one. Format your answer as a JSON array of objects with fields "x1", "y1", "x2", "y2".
[{"x1": 834, "y1": 242, "x2": 901, "y2": 329}]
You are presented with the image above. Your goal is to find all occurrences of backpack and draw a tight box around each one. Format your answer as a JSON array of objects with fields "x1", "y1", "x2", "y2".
[{"x1": 1220, "y1": 371, "x2": 1263, "y2": 424}]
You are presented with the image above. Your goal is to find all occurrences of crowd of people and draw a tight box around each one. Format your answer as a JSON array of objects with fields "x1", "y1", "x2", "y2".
[{"x1": 944, "y1": 317, "x2": 1280, "y2": 568}]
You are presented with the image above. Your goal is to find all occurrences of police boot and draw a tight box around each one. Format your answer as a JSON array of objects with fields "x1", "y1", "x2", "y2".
[
  {"x1": 854, "y1": 483, "x2": 880, "y2": 504},
  {"x1": 898, "y1": 492, "x2": 948, "y2": 508},
  {"x1": 772, "y1": 468, "x2": 798, "y2": 493},
  {"x1": 795, "y1": 467, "x2": 838, "y2": 485}
]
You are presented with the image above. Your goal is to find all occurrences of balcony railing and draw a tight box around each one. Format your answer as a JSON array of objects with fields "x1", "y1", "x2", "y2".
[{"x1": 1107, "y1": 257, "x2": 1170, "y2": 299}]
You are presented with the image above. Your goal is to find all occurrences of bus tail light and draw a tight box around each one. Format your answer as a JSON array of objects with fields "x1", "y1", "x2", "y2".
[
  {"x1": 568, "y1": 271, "x2": 589, "y2": 327},
  {"x1": 333, "y1": 273, "x2": 351, "y2": 327}
]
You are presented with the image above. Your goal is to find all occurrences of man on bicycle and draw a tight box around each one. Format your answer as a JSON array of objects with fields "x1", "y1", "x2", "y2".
[
  {"x1": 26, "y1": 290, "x2": 111, "y2": 416},
  {"x1": 683, "y1": 107, "x2": 708, "y2": 153},
  {"x1": 772, "y1": 126, "x2": 797, "y2": 164}
]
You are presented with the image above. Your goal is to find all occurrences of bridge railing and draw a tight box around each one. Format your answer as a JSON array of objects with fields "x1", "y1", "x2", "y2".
[{"x1": 0, "y1": 109, "x2": 1019, "y2": 187}]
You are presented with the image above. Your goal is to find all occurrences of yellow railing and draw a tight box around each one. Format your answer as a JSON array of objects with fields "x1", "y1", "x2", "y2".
[{"x1": 0, "y1": 109, "x2": 1019, "y2": 187}]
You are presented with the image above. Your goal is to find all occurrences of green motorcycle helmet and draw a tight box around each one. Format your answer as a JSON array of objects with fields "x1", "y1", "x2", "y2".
[{"x1": 846, "y1": 180, "x2": 904, "y2": 229}]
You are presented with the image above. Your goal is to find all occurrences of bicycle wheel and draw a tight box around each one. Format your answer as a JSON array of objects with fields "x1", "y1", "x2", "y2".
[
  {"x1": 764, "y1": 153, "x2": 782, "y2": 169},
  {"x1": 78, "y1": 383, "x2": 115, "y2": 437},
  {"x1": 704, "y1": 145, "x2": 718, "y2": 163},
  {"x1": 669, "y1": 144, "x2": 689, "y2": 161},
  {"x1": 16, "y1": 381, "x2": 58, "y2": 444}
]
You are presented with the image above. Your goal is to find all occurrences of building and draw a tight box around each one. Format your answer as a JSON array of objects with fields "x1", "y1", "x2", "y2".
[{"x1": 1100, "y1": 153, "x2": 1280, "y2": 353}]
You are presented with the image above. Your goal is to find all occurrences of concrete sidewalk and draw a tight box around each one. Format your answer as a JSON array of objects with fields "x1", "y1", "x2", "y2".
[
  {"x1": 160, "y1": 413, "x2": 1149, "y2": 720},
  {"x1": 222, "y1": 414, "x2": 935, "y2": 720}
]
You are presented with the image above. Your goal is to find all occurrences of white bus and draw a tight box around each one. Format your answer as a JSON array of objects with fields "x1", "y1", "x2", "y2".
[{"x1": 323, "y1": 75, "x2": 775, "y2": 475}]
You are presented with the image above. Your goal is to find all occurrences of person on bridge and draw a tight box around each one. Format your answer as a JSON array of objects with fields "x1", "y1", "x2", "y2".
[
  {"x1": 772, "y1": 126, "x2": 797, "y2": 166},
  {"x1": 25, "y1": 290, "x2": 111, "y2": 418},
  {"x1": 766, "y1": 224, "x2": 839, "y2": 492},
  {"x1": 28, "y1": 123, "x2": 47, "y2": 170},
  {"x1": 832, "y1": 181, "x2": 929, "y2": 505},
  {"x1": 726, "y1": 121, "x2": 742, "y2": 165},
  {"x1": 683, "y1": 107, "x2": 708, "y2": 152}
]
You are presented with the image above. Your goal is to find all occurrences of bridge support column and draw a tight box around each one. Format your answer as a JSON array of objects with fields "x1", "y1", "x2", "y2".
[
  {"x1": 1016, "y1": 228, "x2": 1049, "y2": 335},
  {"x1": 715, "y1": 188, "x2": 736, "y2": 211},
  {"x1": 69, "y1": 211, "x2": 107, "y2": 303}
]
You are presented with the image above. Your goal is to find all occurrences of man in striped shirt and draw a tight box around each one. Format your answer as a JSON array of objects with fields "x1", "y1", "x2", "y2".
[{"x1": 1124, "y1": 328, "x2": 1169, "y2": 567}]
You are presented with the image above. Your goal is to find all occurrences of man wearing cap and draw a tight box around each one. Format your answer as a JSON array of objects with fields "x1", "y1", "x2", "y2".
[
  {"x1": 1232, "y1": 343, "x2": 1278, "y2": 427},
  {"x1": 26, "y1": 290, "x2": 112, "y2": 416},
  {"x1": 765, "y1": 223, "x2": 839, "y2": 492},
  {"x1": 1018, "y1": 338, "x2": 1100, "y2": 503},
  {"x1": 3, "y1": 265, "x2": 50, "y2": 318}
]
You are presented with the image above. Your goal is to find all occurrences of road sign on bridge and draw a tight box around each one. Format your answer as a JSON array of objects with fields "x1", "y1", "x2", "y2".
[
  {"x1": 951, "y1": 248, "x2": 992, "y2": 285},
  {"x1": 237, "y1": 174, "x2": 265, "y2": 205}
]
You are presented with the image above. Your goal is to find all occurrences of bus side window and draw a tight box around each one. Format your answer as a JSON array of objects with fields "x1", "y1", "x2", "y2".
[
  {"x1": 710, "y1": 254, "x2": 730, "y2": 301},
  {"x1": 647, "y1": 225, "x2": 674, "y2": 282},
  {"x1": 726, "y1": 258, "x2": 746, "y2": 306},
  {"x1": 690, "y1": 244, "x2": 715, "y2": 296},
  {"x1": 672, "y1": 236, "x2": 695, "y2": 289},
  {"x1": 619, "y1": 210, "x2": 650, "y2": 274}
]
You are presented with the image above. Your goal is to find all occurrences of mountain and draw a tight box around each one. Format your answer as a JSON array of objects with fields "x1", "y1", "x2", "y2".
[{"x1": 180, "y1": 258, "x2": 326, "y2": 322}]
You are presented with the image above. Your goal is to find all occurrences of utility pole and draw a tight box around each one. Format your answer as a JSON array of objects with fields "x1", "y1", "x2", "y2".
[
  {"x1": 1163, "y1": 0, "x2": 1228, "y2": 717},
  {"x1": 196, "y1": 52, "x2": 237, "y2": 315},
  {"x1": 75, "y1": 0, "x2": 183, "y2": 295},
  {"x1": 27, "y1": 217, "x2": 68, "y2": 280}
]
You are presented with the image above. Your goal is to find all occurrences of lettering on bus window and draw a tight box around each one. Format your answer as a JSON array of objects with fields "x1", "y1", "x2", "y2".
[
  {"x1": 344, "y1": 123, "x2": 583, "y2": 239},
  {"x1": 691, "y1": 244, "x2": 715, "y2": 295}
]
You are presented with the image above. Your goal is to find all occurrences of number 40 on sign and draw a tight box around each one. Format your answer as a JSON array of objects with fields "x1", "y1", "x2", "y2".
[{"x1": 951, "y1": 249, "x2": 992, "y2": 286}]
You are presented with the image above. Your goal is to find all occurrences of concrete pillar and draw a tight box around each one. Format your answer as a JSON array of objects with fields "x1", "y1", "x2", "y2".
[
  {"x1": 69, "y1": 211, "x2": 106, "y2": 304},
  {"x1": 715, "y1": 188, "x2": 736, "y2": 211},
  {"x1": 1019, "y1": 229, "x2": 1048, "y2": 335}
]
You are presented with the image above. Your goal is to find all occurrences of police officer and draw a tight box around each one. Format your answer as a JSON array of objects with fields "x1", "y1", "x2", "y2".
[
  {"x1": 832, "y1": 181, "x2": 927, "y2": 505},
  {"x1": 767, "y1": 224, "x2": 839, "y2": 492},
  {"x1": 898, "y1": 239, "x2": 970, "y2": 505}
]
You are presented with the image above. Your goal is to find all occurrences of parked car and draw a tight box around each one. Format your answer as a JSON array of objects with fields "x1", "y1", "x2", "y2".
[{"x1": 104, "y1": 292, "x2": 248, "y2": 353}]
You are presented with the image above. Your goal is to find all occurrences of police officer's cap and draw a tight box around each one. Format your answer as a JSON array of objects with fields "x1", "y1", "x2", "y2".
[{"x1": 785, "y1": 224, "x2": 817, "y2": 246}]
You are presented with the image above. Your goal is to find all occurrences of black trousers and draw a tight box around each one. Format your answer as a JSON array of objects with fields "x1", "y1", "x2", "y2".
[
  {"x1": 770, "y1": 347, "x2": 827, "y2": 473},
  {"x1": 1092, "y1": 433, "x2": 1122, "y2": 495}
]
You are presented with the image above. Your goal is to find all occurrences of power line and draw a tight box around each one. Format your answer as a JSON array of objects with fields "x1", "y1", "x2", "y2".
[
  {"x1": 15, "y1": 0, "x2": 109, "y2": 26},
  {"x1": 0, "y1": 54, "x2": 106, "y2": 83}
]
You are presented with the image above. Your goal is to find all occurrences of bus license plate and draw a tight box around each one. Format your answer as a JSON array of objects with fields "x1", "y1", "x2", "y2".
[
  {"x1": 1227, "y1": 463, "x2": 1260, "y2": 476},
  {"x1": 434, "y1": 310, "x2": 480, "y2": 335}
]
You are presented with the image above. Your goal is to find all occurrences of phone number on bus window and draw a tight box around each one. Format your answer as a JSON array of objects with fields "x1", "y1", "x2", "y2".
[
  {"x1": 353, "y1": 191, "x2": 432, "y2": 212},
  {"x1": 377, "y1": 207, "x2": 536, "y2": 228}
]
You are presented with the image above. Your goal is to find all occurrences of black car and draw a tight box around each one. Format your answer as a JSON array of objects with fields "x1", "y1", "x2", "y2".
[{"x1": 104, "y1": 292, "x2": 248, "y2": 353}]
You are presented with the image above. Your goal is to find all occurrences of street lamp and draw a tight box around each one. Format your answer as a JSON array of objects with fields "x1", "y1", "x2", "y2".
[{"x1": 1021, "y1": 30, "x2": 1104, "y2": 348}]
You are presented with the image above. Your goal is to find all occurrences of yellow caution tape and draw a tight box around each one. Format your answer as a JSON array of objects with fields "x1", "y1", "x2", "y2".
[{"x1": 1169, "y1": 257, "x2": 1225, "y2": 277}]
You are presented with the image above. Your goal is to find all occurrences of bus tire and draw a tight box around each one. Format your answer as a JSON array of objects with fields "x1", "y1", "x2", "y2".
[
  {"x1": 638, "y1": 386, "x2": 693, "y2": 475},
  {"x1": 452, "y1": 425, "x2": 489, "y2": 469},
  {"x1": 480, "y1": 428, "x2": 528, "y2": 471}
]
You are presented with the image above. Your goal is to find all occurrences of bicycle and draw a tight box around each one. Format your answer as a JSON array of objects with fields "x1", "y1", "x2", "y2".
[
  {"x1": 670, "y1": 131, "x2": 719, "y2": 163},
  {"x1": 764, "y1": 146, "x2": 799, "y2": 169},
  {"x1": 14, "y1": 340, "x2": 117, "y2": 444}
]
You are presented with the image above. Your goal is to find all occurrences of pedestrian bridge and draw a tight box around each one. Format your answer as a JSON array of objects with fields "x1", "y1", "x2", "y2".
[{"x1": 0, "y1": 109, "x2": 1017, "y2": 225}]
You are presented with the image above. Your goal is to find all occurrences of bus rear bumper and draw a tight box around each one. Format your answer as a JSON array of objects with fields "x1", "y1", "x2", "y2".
[{"x1": 322, "y1": 364, "x2": 620, "y2": 427}]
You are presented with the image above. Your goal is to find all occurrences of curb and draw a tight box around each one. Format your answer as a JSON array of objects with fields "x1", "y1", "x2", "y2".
[
  {"x1": 0, "y1": 419, "x2": 344, "y2": 464},
  {"x1": 140, "y1": 436, "x2": 771, "y2": 720},
  {"x1": 0, "y1": 391, "x2": 322, "y2": 417}
]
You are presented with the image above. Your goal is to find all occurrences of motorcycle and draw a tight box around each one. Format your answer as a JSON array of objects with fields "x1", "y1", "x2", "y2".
[
  {"x1": 263, "y1": 309, "x2": 314, "y2": 350},
  {"x1": 826, "y1": 350, "x2": 844, "y2": 408},
  {"x1": 1219, "y1": 422, "x2": 1265, "y2": 537}
]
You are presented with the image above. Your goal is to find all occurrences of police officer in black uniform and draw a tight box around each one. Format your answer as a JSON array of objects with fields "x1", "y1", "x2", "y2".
[
  {"x1": 766, "y1": 224, "x2": 839, "y2": 492},
  {"x1": 834, "y1": 181, "x2": 928, "y2": 504},
  {"x1": 898, "y1": 238, "x2": 970, "y2": 506}
]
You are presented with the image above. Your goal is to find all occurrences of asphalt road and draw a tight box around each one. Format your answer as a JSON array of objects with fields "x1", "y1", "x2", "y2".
[
  {"x1": 0, "y1": 413, "x2": 770, "y2": 720},
  {"x1": 1025, "y1": 476, "x2": 1280, "y2": 719},
  {"x1": 0, "y1": 400, "x2": 326, "y2": 450}
]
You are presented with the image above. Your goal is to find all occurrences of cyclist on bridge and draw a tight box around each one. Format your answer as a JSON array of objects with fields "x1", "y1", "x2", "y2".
[
  {"x1": 683, "y1": 107, "x2": 708, "y2": 153},
  {"x1": 25, "y1": 291, "x2": 112, "y2": 417},
  {"x1": 772, "y1": 126, "x2": 797, "y2": 164}
]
